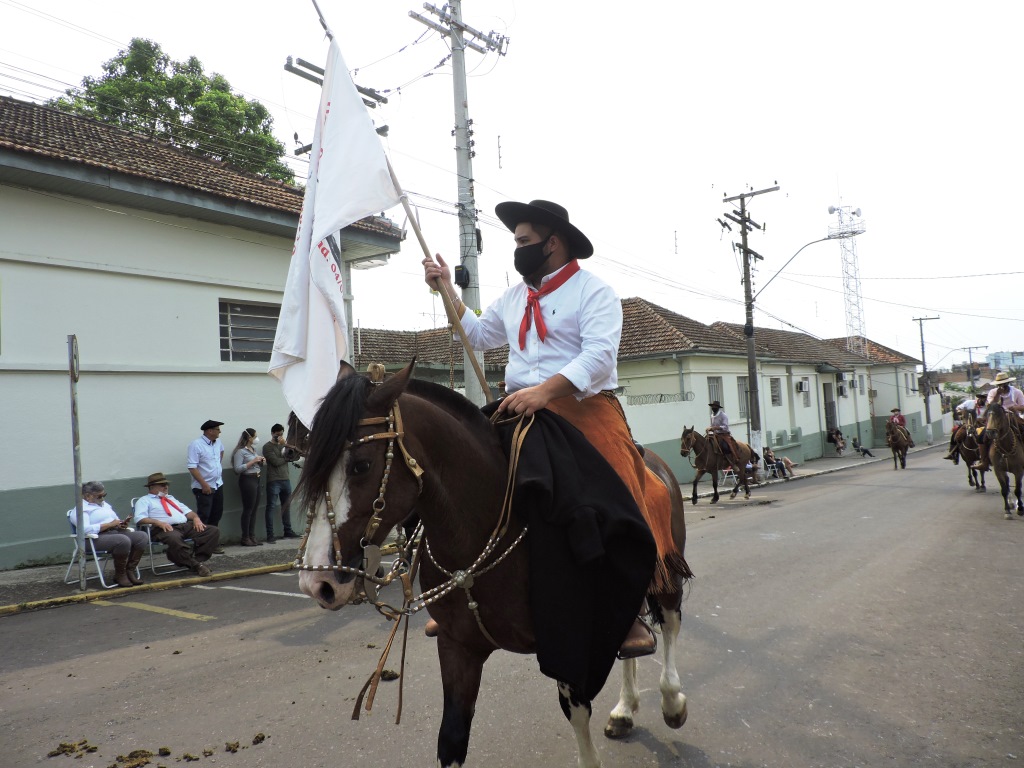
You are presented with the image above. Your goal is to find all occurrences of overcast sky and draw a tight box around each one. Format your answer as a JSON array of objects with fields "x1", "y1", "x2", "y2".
[{"x1": 3, "y1": 0, "x2": 1022, "y2": 371}]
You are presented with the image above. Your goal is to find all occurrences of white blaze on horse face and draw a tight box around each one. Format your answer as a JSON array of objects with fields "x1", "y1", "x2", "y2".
[{"x1": 297, "y1": 464, "x2": 358, "y2": 608}]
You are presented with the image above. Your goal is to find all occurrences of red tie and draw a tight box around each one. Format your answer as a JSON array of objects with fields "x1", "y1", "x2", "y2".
[
  {"x1": 159, "y1": 497, "x2": 183, "y2": 517},
  {"x1": 519, "y1": 259, "x2": 580, "y2": 350}
]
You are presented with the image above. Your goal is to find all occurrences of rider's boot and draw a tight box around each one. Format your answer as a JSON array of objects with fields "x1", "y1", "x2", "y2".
[
  {"x1": 617, "y1": 610, "x2": 657, "y2": 659},
  {"x1": 971, "y1": 445, "x2": 990, "y2": 472}
]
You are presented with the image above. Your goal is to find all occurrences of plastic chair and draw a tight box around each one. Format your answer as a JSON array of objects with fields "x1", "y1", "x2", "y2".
[
  {"x1": 720, "y1": 466, "x2": 737, "y2": 483},
  {"x1": 131, "y1": 497, "x2": 192, "y2": 575},
  {"x1": 763, "y1": 459, "x2": 781, "y2": 479},
  {"x1": 64, "y1": 520, "x2": 140, "y2": 589}
]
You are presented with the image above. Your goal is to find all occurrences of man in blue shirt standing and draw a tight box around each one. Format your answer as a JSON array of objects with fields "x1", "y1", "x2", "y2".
[{"x1": 187, "y1": 420, "x2": 226, "y2": 547}]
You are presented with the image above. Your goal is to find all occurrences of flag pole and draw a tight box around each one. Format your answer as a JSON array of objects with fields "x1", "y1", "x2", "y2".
[{"x1": 386, "y1": 158, "x2": 494, "y2": 403}]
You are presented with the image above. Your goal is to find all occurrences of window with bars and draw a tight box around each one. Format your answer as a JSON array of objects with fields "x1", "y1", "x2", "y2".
[
  {"x1": 770, "y1": 377, "x2": 782, "y2": 406},
  {"x1": 737, "y1": 376, "x2": 749, "y2": 418},
  {"x1": 802, "y1": 376, "x2": 811, "y2": 407},
  {"x1": 219, "y1": 300, "x2": 280, "y2": 362},
  {"x1": 707, "y1": 376, "x2": 723, "y2": 406}
]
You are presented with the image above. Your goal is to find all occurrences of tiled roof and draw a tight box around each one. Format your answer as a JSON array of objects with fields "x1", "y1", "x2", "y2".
[
  {"x1": 714, "y1": 322, "x2": 871, "y2": 368},
  {"x1": 824, "y1": 336, "x2": 920, "y2": 365},
  {"x1": 620, "y1": 298, "x2": 751, "y2": 357},
  {"x1": 0, "y1": 96, "x2": 398, "y2": 237},
  {"x1": 352, "y1": 326, "x2": 509, "y2": 370}
]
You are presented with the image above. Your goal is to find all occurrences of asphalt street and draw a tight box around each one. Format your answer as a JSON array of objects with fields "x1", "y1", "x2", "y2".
[{"x1": 2, "y1": 445, "x2": 1022, "y2": 767}]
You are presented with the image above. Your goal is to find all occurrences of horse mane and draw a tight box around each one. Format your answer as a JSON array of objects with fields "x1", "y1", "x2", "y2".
[
  {"x1": 293, "y1": 374, "x2": 496, "y2": 514},
  {"x1": 294, "y1": 373, "x2": 372, "y2": 514},
  {"x1": 405, "y1": 378, "x2": 496, "y2": 435}
]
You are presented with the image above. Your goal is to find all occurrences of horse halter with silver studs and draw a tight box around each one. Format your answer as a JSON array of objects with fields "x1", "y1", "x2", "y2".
[{"x1": 294, "y1": 398, "x2": 424, "y2": 597}]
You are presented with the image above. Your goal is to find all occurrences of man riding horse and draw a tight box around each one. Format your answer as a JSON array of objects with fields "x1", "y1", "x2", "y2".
[
  {"x1": 708, "y1": 400, "x2": 741, "y2": 461},
  {"x1": 971, "y1": 372, "x2": 1024, "y2": 472},
  {"x1": 943, "y1": 392, "x2": 985, "y2": 463},
  {"x1": 422, "y1": 199, "x2": 680, "y2": 659},
  {"x1": 887, "y1": 407, "x2": 915, "y2": 448}
]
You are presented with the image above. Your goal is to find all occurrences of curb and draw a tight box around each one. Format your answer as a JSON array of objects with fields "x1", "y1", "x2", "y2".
[
  {"x1": 0, "y1": 562, "x2": 294, "y2": 617},
  {"x1": 690, "y1": 443, "x2": 942, "y2": 500}
]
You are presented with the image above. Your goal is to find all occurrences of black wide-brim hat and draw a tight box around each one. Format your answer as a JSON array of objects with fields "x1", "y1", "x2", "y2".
[{"x1": 494, "y1": 199, "x2": 594, "y2": 258}]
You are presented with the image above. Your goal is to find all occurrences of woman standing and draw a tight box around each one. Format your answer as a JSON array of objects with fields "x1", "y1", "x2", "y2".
[
  {"x1": 232, "y1": 428, "x2": 266, "y2": 546},
  {"x1": 67, "y1": 480, "x2": 149, "y2": 587}
]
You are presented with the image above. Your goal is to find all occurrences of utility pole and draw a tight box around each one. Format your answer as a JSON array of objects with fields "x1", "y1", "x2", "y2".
[
  {"x1": 962, "y1": 345, "x2": 988, "y2": 394},
  {"x1": 913, "y1": 315, "x2": 939, "y2": 442},
  {"x1": 722, "y1": 184, "x2": 779, "y2": 462},
  {"x1": 411, "y1": 2, "x2": 509, "y2": 404}
]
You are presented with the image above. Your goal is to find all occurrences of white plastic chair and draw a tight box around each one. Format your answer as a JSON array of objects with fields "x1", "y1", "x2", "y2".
[{"x1": 763, "y1": 459, "x2": 781, "y2": 479}]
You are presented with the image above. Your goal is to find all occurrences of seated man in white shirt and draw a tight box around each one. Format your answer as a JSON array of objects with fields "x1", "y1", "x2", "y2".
[{"x1": 133, "y1": 472, "x2": 221, "y2": 576}]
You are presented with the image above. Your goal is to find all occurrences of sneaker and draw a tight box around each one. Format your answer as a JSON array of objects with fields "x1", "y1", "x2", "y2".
[
  {"x1": 265, "y1": 537, "x2": 278, "y2": 544},
  {"x1": 282, "y1": 531, "x2": 301, "y2": 539},
  {"x1": 193, "y1": 563, "x2": 212, "y2": 577},
  {"x1": 212, "y1": 546, "x2": 226, "y2": 555}
]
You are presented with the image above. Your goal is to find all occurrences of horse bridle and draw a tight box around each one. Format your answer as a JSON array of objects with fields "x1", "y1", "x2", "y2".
[
  {"x1": 294, "y1": 400, "x2": 423, "y2": 599},
  {"x1": 679, "y1": 429, "x2": 715, "y2": 469},
  {"x1": 293, "y1": 390, "x2": 530, "y2": 642}
]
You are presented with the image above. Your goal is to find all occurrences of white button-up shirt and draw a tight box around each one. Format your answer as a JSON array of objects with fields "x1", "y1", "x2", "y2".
[
  {"x1": 460, "y1": 263, "x2": 620, "y2": 399},
  {"x1": 67, "y1": 500, "x2": 120, "y2": 535},
  {"x1": 187, "y1": 435, "x2": 224, "y2": 490},
  {"x1": 134, "y1": 493, "x2": 192, "y2": 525}
]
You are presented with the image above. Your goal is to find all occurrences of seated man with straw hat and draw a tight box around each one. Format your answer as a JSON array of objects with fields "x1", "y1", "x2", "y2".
[{"x1": 133, "y1": 472, "x2": 221, "y2": 577}]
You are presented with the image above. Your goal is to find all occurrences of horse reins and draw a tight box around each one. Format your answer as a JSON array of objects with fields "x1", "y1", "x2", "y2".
[{"x1": 293, "y1": 374, "x2": 534, "y2": 722}]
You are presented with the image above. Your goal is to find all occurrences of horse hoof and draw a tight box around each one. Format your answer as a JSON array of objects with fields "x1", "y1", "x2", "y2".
[
  {"x1": 744, "y1": 493, "x2": 751, "y2": 500},
  {"x1": 604, "y1": 716, "x2": 634, "y2": 740},
  {"x1": 663, "y1": 700, "x2": 688, "y2": 729},
  {"x1": 710, "y1": 497, "x2": 719, "y2": 505},
  {"x1": 1005, "y1": 513, "x2": 1013, "y2": 520},
  {"x1": 1017, "y1": 508, "x2": 1024, "y2": 517}
]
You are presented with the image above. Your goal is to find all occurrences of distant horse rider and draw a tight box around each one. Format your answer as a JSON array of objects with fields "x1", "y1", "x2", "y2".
[
  {"x1": 970, "y1": 372, "x2": 1024, "y2": 473},
  {"x1": 708, "y1": 400, "x2": 736, "y2": 459},
  {"x1": 944, "y1": 393, "x2": 983, "y2": 463},
  {"x1": 887, "y1": 407, "x2": 915, "y2": 448}
]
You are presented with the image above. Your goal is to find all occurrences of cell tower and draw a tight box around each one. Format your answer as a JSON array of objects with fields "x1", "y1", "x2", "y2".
[{"x1": 829, "y1": 204, "x2": 868, "y2": 357}]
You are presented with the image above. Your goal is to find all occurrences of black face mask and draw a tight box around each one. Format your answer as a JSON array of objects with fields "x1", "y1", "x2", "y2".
[{"x1": 513, "y1": 238, "x2": 552, "y2": 277}]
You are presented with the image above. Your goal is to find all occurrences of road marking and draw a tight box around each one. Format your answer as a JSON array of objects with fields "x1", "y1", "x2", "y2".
[
  {"x1": 216, "y1": 586, "x2": 310, "y2": 598},
  {"x1": 93, "y1": 600, "x2": 215, "y2": 621}
]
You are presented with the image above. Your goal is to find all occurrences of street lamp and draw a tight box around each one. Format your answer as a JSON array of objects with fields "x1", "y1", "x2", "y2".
[{"x1": 743, "y1": 222, "x2": 862, "y2": 460}]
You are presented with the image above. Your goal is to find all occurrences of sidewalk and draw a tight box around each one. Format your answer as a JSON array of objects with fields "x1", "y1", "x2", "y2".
[{"x1": 0, "y1": 444, "x2": 942, "y2": 615}]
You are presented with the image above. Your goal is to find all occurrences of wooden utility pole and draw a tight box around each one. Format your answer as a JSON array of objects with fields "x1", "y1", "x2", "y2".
[
  {"x1": 962, "y1": 345, "x2": 988, "y2": 394},
  {"x1": 913, "y1": 315, "x2": 939, "y2": 442},
  {"x1": 723, "y1": 185, "x2": 779, "y2": 462}
]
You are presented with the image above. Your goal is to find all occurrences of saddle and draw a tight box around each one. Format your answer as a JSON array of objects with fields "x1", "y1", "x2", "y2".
[{"x1": 706, "y1": 430, "x2": 741, "y2": 458}]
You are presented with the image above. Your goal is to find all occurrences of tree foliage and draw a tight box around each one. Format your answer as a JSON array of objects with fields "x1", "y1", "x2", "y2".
[{"x1": 50, "y1": 38, "x2": 293, "y2": 182}]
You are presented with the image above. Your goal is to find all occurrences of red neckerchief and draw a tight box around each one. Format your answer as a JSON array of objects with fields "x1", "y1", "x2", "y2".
[
  {"x1": 159, "y1": 496, "x2": 183, "y2": 517},
  {"x1": 519, "y1": 259, "x2": 580, "y2": 350}
]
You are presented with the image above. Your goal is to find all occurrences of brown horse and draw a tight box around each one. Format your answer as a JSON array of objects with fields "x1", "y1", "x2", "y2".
[
  {"x1": 294, "y1": 362, "x2": 692, "y2": 768},
  {"x1": 954, "y1": 421, "x2": 987, "y2": 493},
  {"x1": 679, "y1": 426, "x2": 754, "y2": 504},
  {"x1": 884, "y1": 421, "x2": 909, "y2": 470},
  {"x1": 983, "y1": 403, "x2": 1024, "y2": 518}
]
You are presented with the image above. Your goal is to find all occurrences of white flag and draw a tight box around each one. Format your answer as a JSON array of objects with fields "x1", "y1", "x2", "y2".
[{"x1": 269, "y1": 38, "x2": 401, "y2": 428}]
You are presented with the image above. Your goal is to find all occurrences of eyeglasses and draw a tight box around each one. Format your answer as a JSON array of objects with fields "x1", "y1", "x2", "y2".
[{"x1": 95, "y1": 493, "x2": 107, "y2": 498}]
